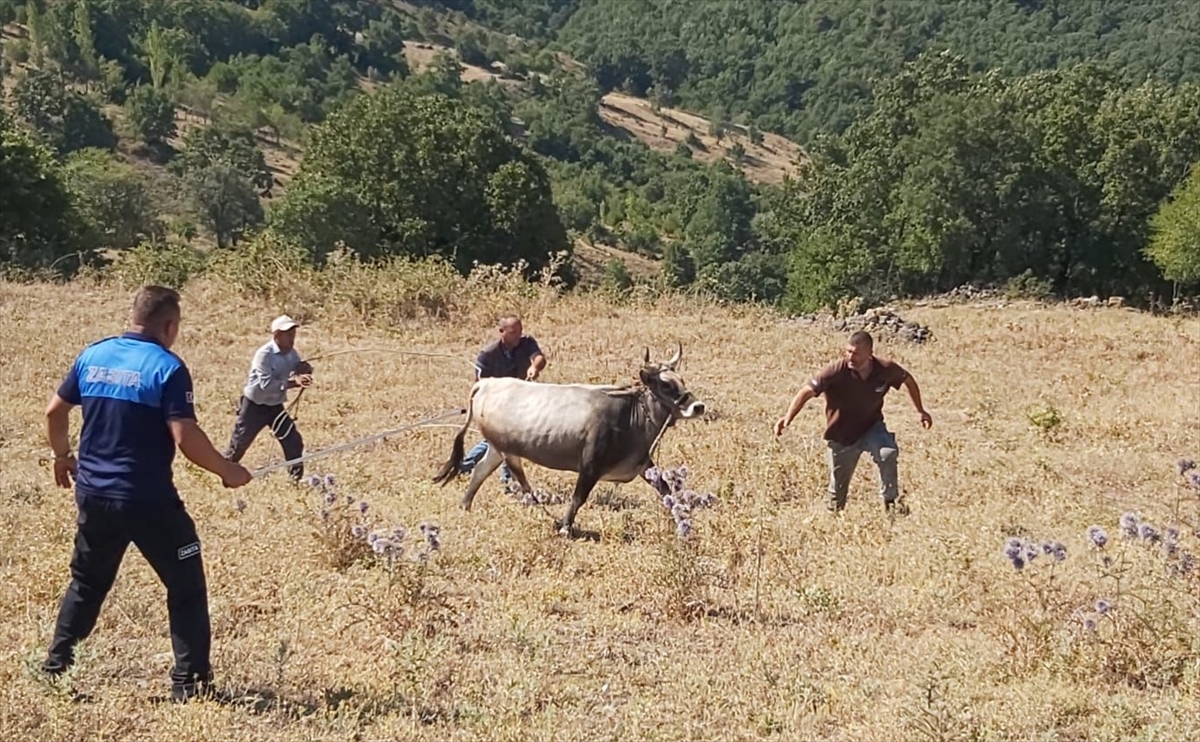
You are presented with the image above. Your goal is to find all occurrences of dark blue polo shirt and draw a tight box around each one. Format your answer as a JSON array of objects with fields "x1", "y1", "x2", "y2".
[
  {"x1": 57, "y1": 332, "x2": 196, "y2": 504},
  {"x1": 474, "y1": 336, "x2": 543, "y2": 380}
]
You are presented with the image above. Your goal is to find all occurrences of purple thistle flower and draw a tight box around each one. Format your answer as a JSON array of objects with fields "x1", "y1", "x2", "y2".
[
  {"x1": 367, "y1": 532, "x2": 380, "y2": 544},
  {"x1": 307, "y1": 474, "x2": 323, "y2": 489},
  {"x1": 676, "y1": 519, "x2": 693, "y2": 538},
  {"x1": 421, "y1": 523, "x2": 441, "y2": 551},
  {"x1": 643, "y1": 467, "x2": 672, "y2": 496},
  {"x1": 1003, "y1": 538, "x2": 1023, "y2": 560},
  {"x1": 324, "y1": 491, "x2": 337, "y2": 506},
  {"x1": 1050, "y1": 542, "x2": 1067, "y2": 562},
  {"x1": 324, "y1": 473, "x2": 337, "y2": 488},
  {"x1": 358, "y1": 501, "x2": 369, "y2": 515},
  {"x1": 1022, "y1": 543, "x2": 1040, "y2": 563},
  {"x1": 346, "y1": 494, "x2": 355, "y2": 505},
  {"x1": 391, "y1": 527, "x2": 406, "y2": 542},
  {"x1": 1188, "y1": 472, "x2": 1200, "y2": 491},
  {"x1": 233, "y1": 499, "x2": 247, "y2": 513},
  {"x1": 1087, "y1": 526, "x2": 1108, "y2": 548},
  {"x1": 1178, "y1": 458, "x2": 1197, "y2": 476},
  {"x1": 372, "y1": 537, "x2": 391, "y2": 554},
  {"x1": 1095, "y1": 599, "x2": 1112, "y2": 614},
  {"x1": 662, "y1": 495, "x2": 675, "y2": 510},
  {"x1": 1119, "y1": 512, "x2": 1140, "y2": 539},
  {"x1": 351, "y1": 524, "x2": 367, "y2": 539},
  {"x1": 320, "y1": 509, "x2": 329, "y2": 521},
  {"x1": 1138, "y1": 523, "x2": 1161, "y2": 544},
  {"x1": 1083, "y1": 618, "x2": 1097, "y2": 632},
  {"x1": 1010, "y1": 555, "x2": 1025, "y2": 571}
]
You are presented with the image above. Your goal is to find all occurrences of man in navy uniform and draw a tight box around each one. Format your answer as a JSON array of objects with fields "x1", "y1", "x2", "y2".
[
  {"x1": 458, "y1": 314, "x2": 547, "y2": 488},
  {"x1": 42, "y1": 285, "x2": 252, "y2": 702}
]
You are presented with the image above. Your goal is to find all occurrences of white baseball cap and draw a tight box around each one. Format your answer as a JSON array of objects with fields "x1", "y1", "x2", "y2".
[{"x1": 270, "y1": 315, "x2": 299, "y2": 333}]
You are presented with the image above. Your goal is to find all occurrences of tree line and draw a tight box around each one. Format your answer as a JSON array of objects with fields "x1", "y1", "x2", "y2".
[{"x1": 2, "y1": 0, "x2": 1199, "y2": 308}]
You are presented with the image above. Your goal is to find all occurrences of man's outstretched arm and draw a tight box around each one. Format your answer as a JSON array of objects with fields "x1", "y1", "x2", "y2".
[{"x1": 902, "y1": 375, "x2": 932, "y2": 429}]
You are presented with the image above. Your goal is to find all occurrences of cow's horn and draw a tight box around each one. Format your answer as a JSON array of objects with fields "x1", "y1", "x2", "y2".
[
  {"x1": 665, "y1": 342, "x2": 682, "y2": 369},
  {"x1": 643, "y1": 347, "x2": 650, "y2": 365}
]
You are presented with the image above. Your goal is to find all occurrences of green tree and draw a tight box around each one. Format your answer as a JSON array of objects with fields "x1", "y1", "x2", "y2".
[
  {"x1": 62, "y1": 147, "x2": 160, "y2": 249},
  {"x1": 72, "y1": 0, "x2": 101, "y2": 83},
  {"x1": 0, "y1": 109, "x2": 89, "y2": 275},
  {"x1": 266, "y1": 174, "x2": 379, "y2": 260},
  {"x1": 188, "y1": 161, "x2": 264, "y2": 248},
  {"x1": 12, "y1": 68, "x2": 116, "y2": 155},
  {"x1": 277, "y1": 86, "x2": 569, "y2": 273},
  {"x1": 1145, "y1": 162, "x2": 1200, "y2": 291},
  {"x1": 173, "y1": 123, "x2": 272, "y2": 191},
  {"x1": 125, "y1": 85, "x2": 177, "y2": 146}
]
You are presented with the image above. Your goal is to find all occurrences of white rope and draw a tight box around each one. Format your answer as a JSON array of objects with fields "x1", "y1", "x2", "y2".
[{"x1": 249, "y1": 408, "x2": 466, "y2": 478}]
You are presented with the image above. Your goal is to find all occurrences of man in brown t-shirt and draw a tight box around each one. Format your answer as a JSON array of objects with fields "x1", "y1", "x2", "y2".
[{"x1": 774, "y1": 331, "x2": 932, "y2": 513}]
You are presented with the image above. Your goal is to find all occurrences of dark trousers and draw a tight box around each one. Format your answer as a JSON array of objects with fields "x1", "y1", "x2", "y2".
[
  {"x1": 44, "y1": 494, "x2": 212, "y2": 689},
  {"x1": 224, "y1": 396, "x2": 304, "y2": 480}
]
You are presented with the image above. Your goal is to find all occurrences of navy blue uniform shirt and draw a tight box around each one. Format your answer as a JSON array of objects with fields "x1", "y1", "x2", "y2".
[{"x1": 57, "y1": 332, "x2": 196, "y2": 504}]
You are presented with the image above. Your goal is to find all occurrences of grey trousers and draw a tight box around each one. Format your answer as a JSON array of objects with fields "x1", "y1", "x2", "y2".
[
  {"x1": 826, "y1": 420, "x2": 899, "y2": 511},
  {"x1": 224, "y1": 396, "x2": 304, "y2": 480}
]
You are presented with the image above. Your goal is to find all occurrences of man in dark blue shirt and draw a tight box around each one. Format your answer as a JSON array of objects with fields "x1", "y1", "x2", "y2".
[
  {"x1": 459, "y1": 314, "x2": 547, "y2": 488},
  {"x1": 43, "y1": 285, "x2": 252, "y2": 703}
]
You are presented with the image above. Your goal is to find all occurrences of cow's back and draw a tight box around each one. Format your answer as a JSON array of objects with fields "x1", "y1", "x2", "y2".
[{"x1": 472, "y1": 378, "x2": 632, "y2": 472}]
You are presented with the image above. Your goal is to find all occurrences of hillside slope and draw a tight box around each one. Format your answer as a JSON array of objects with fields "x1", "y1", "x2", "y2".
[{"x1": 400, "y1": 39, "x2": 805, "y2": 185}]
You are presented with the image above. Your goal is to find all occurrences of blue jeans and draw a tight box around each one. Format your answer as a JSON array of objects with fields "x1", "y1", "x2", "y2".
[
  {"x1": 825, "y1": 420, "x2": 899, "y2": 511},
  {"x1": 461, "y1": 439, "x2": 511, "y2": 484}
]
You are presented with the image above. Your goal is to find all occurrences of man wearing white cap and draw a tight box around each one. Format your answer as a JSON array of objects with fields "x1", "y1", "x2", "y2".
[{"x1": 223, "y1": 315, "x2": 313, "y2": 481}]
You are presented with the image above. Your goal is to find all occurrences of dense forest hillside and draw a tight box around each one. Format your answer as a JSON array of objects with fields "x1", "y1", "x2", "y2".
[
  {"x1": 441, "y1": 0, "x2": 1200, "y2": 142},
  {"x1": 2, "y1": 0, "x2": 1199, "y2": 311}
]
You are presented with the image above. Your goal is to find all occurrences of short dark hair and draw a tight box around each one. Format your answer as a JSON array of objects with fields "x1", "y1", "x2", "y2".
[
  {"x1": 848, "y1": 330, "x2": 873, "y2": 350},
  {"x1": 497, "y1": 314, "x2": 521, "y2": 327},
  {"x1": 132, "y1": 285, "x2": 181, "y2": 330}
]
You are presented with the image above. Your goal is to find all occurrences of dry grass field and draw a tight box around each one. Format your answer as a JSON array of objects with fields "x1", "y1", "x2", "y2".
[{"x1": 1, "y1": 271, "x2": 1199, "y2": 741}]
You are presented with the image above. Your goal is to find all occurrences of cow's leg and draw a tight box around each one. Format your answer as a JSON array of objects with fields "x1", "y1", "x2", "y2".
[
  {"x1": 504, "y1": 455, "x2": 533, "y2": 494},
  {"x1": 461, "y1": 442, "x2": 505, "y2": 511},
  {"x1": 558, "y1": 469, "x2": 600, "y2": 536}
]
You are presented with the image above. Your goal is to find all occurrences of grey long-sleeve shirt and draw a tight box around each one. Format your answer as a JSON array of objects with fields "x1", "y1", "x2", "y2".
[{"x1": 242, "y1": 340, "x2": 302, "y2": 406}]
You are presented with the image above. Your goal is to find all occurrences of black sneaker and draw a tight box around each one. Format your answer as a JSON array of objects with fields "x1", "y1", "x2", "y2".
[{"x1": 885, "y1": 499, "x2": 910, "y2": 516}]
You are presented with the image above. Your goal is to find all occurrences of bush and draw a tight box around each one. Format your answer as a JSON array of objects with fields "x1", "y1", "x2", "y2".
[
  {"x1": 62, "y1": 148, "x2": 161, "y2": 250},
  {"x1": 106, "y1": 241, "x2": 208, "y2": 289}
]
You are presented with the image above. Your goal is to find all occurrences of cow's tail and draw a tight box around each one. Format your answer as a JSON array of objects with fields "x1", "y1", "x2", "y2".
[{"x1": 432, "y1": 385, "x2": 478, "y2": 486}]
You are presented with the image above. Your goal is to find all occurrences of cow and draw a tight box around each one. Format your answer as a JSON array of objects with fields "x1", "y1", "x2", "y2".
[{"x1": 432, "y1": 344, "x2": 705, "y2": 534}]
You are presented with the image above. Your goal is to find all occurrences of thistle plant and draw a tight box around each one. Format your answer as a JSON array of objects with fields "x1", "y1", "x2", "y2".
[
  {"x1": 308, "y1": 474, "x2": 374, "y2": 570},
  {"x1": 307, "y1": 473, "x2": 443, "y2": 571},
  {"x1": 1068, "y1": 501, "x2": 1199, "y2": 688},
  {"x1": 640, "y1": 465, "x2": 724, "y2": 620},
  {"x1": 642, "y1": 465, "x2": 717, "y2": 538},
  {"x1": 997, "y1": 460, "x2": 1200, "y2": 684}
]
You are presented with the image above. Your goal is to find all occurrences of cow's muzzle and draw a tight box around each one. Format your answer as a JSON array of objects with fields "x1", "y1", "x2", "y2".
[{"x1": 672, "y1": 392, "x2": 705, "y2": 418}]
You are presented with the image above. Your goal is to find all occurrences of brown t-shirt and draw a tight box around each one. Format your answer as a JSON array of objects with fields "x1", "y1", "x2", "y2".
[{"x1": 809, "y1": 356, "x2": 908, "y2": 446}]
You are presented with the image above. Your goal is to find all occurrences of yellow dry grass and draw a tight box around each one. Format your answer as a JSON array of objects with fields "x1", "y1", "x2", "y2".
[
  {"x1": 596, "y1": 92, "x2": 804, "y2": 186},
  {"x1": 1, "y1": 275, "x2": 1199, "y2": 741}
]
